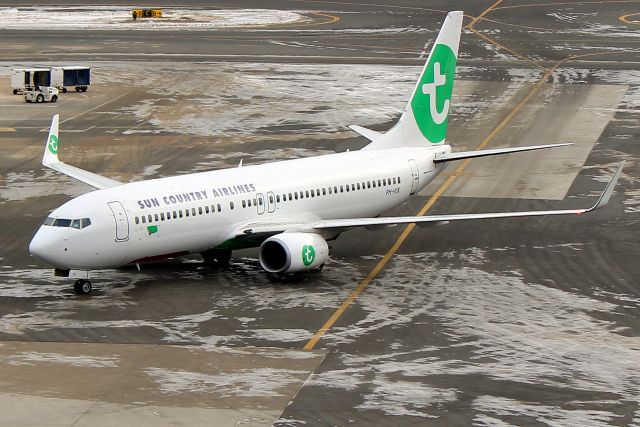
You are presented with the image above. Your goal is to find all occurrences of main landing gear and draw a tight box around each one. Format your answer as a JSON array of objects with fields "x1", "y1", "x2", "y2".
[
  {"x1": 74, "y1": 279, "x2": 92, "y2": 295},
  {"x1": 201, "y1": 249, "x2": 232, "y2": 267}
]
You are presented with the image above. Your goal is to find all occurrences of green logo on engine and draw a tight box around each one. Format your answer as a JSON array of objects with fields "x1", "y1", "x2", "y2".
[
  {"x1": 48, "y1": 134, "x2": 58, "y2": 155},
  {"x1": 302, "y1": 244, "x2": 315, "y2": 266},
  {"x1": 410, "y1": 43, "x2": 457, "y2": 144}
]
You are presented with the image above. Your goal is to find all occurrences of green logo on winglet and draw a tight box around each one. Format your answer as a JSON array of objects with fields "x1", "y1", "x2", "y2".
[
  {"x1": 410, "y1": 44, "x2": 457, "y2": 144},
  {"x1": 302, "y1": 244, "x2": 315, "y2": 266},
  {"x1": 48, "y1": 134, "x2": 58, "y2": 155}
]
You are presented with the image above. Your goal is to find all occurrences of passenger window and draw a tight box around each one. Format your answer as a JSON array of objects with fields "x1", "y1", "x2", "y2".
[
  {"x1": 258, "y1": 198, "x2": 263, "y2": 206},
  {"x1": 392, "y1": 177, "x2": 396, "y2": 185},
  {"x1": 173, "y1": 211, "x2": 177, "y2": 219},
  {"x1": 198, "y1": 207, "x2": 203, "y2": 215},
  {"x1": 205, "y1": 206, "x2": 210, "y2": 214},
  {"x1": 383, "y1": 179, "x2": 387, "y2": 186},
  {"x1": 378, "y1": 179, "x2": 382, "y2": 187},
  {"x1": 346, "y1": 185, "x2": 349, "y2": 192},
  {"x1": 217, "y1": 204, "x2": 222, "y2": 212},
  {"x1": 148, "y1": 215, "x2": 152, "y2": 223},
  {"x1": 333, "y1": 186, "x2": 337, "y2": 193},
  {"x1": 277, "y1": 195, "x2": 281, "y2": 202},
  {"x1": 185, "y1": 210, "x2": 190, "y2": 217},
  {"x1": 166, "y1": 212, "x2": 171, "y2": 220},
  {"x1": 328, "y1": 187, "x2": 332, "y2": 195},
  {"x1": 242, "y1": 200, "x2": 246, "y2": 208},
  {"x1": 269, "y1": 195, "x2": 274, "y2": 203},
  {"x1": 322, "y1": 188, "x2": 326, "y2": 196},
  {"x1": 288, "y1": 193, "x2": 292, "y2": 200},
  {"x1": 160, "y1": 213, "x2": 165, "y2": 221},
  {"x1": 142, "y1": 216, "x2": 146, "y2": 224},
  {"x1": 295, "y1": 192, "x2": 299, "y2": 200},
  {"x1": 248, "y1": 199, "x2": 252, "y2": 207},
  {"x1": 305, "y1": 190, "x2": 310, "y2": 198},
  {"x1": 191, "y1": 208, "x2": 196, "y2": 216},
  {"x1": 311, "y1": 189, "x2": 315, "y2": 197},
  {"x1": 135, "y1": 217, "x2": 140, "y2": 225},
  {"x1": 357, "y1": 183, "x2": 361, "y2": 190},
  {"x1": 179, "y1": 210, "x2": 183, "y2": 218},
  {"x1": 398, "y1": 176, "x2": 401, "y2": 184},
  {"x1": 71, "y1": 219, "x2": 81, "y2": 229},
  {"x1": 230, "y1": 202, "x2": 234, "y2": 210},
  {"x1": 340, "y1": 185, "x2": 344, "y2": 192}
]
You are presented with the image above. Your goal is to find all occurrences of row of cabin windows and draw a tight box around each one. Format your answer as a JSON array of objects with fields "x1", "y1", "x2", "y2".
[
  {"x1": 135, "y1": 176, "x2": 402, "y2": 224},
  {"x1": 135, "y1": 203, "x2": 223, "y2": 225},
  {"x1": 239, "y1": 176, "x2": 402, "y2": 208}
]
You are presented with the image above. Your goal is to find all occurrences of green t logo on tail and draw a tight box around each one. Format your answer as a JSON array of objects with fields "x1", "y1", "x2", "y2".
[
  {"x1": 302, "y1": 244, "x2": 315, "y2": 266},
  {"x1": 48, "y1": 134, "x2": 58, "y2": 155},
  {"x1": 411, "y1": 44, "x2": 457, "y2": 144}
]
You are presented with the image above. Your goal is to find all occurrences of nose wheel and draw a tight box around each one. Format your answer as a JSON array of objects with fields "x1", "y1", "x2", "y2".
[{"x1": 74, "y1": 279, "x2": 92, "y2": 295}]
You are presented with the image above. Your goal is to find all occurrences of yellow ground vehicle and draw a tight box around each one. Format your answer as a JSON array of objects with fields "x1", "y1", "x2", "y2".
[{"x1": 132, "y1": 9, "x2": 162, "y2": 20}]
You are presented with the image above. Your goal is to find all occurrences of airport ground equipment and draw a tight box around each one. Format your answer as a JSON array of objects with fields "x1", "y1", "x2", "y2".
[
  {"x1": 51, "y1": 66, "x2": 90, "y2": 93},
  {"x1": 25, "y1": 86, "x2": 59, "y2": 103},
  {"x1": 11, "y1": 68, "x2": 51, "y2": 94},
  {"x1": 132, "y1": 9, "x2": 162, "y2": 20}
]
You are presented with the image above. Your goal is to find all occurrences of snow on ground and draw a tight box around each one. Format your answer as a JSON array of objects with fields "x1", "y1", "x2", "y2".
[{"x1": 0, "y1": 7, "x2": 305, "y2": 31}]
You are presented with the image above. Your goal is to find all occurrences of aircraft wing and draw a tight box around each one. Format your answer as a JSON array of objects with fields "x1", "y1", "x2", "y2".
[
  {"x1": 236, "y1": 162, "x2": 623, "y2": 237},
  {"x1": 43, "y1": 115, "x2": 122, "y2": 189}
]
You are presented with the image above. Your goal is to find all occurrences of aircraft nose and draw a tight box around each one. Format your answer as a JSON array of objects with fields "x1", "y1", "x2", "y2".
[{"x1": 29, "y1": 228, "x2": 60, "y2": 266}]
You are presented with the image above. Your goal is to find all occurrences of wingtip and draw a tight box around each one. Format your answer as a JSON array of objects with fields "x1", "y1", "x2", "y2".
[{"x1": 590, "y1": 161, "x2": 624, "y2": 211}]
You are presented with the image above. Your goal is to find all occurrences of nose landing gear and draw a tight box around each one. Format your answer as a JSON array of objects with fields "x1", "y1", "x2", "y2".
[{"x1": 74, "y1": 279, "x2": 92, "y2": 295}]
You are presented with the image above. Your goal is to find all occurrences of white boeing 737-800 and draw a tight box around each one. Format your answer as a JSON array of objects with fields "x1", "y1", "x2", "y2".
[{"x1": 29, "y1": 11, "x2": 623, "y2": 294}]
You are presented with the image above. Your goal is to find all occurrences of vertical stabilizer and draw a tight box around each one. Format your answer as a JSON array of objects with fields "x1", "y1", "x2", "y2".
[{"x1": 362, "y1": 11, "x2": 463, "y2": 150}]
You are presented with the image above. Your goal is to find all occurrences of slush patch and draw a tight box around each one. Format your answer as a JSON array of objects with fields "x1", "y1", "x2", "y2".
[{"x1": 410, "y1": 44, "x2": 457, "y2": 144}]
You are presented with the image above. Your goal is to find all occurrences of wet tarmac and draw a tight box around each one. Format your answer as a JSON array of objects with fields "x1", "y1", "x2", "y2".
[{"x1": 0, "y1": 0, "x2": 639, "y2": 425}]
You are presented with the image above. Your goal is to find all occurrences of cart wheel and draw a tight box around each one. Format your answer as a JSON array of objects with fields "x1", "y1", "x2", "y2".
[
  {"x1": 81, "y1": 86, "x2": 87, "y2": 92},
  {"x1": 62, "y1": 87, "x2": 67, "y2": 93},
  {"x1": 75, "y1": 87, "x2": 80, "y2": 92},
  {"x1": 51, "y1": 95, "x2": 58, "y2": 103},
  {"x1": 12, "y1": 89, "x2": 18, "y2": 95},
  {"x1": 36, "y1": 94, "x2": 44, "y2": 103}
]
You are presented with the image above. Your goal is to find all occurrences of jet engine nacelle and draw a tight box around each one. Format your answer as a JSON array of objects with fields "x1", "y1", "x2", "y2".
[{"x1": 259, "y1": 232, "x2": 328, "y2": 273}]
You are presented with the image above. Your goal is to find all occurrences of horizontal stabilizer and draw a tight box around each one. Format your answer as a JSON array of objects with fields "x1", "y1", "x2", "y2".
[
  {"x1": 349, "y1": 125, "x2": 382, "y2": 142},
  {"x1": 43, "y1": 114, "x2": 122, "y2": 190},
  {"x1": 434, "y1": 143, "x2": 573, "y2": 163}
]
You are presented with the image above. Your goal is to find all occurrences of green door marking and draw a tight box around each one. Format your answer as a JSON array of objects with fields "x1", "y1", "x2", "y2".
[
  {"x1": 147, "y1": 225, "x2": 158, "y2": 235},
  {"x1": 48, "y1": 134, "x2": 58, "y2": 155},
  {"x1": 410, "y1": 44, "x2": 457, "y2": 144},
  {"x1": 302, "y1": 244, "x2": 315, "y2": 266}
]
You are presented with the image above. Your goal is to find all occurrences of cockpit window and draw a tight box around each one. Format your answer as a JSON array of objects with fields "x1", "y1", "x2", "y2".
[{"x1": 43, "y1": 217, "x2": 92, "y2": 229}]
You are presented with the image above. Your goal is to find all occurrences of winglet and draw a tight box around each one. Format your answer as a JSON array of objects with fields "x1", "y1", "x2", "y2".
[
  {"x1": 588, "y1": 161, "x2": 624, "y2": 212},
  {"x1": 44, "y1": 114, "x2": 60, "y2": 166}
]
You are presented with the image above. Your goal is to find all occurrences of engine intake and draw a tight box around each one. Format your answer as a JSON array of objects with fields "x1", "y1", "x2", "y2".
[{"x1": 259, "y1": 232, "x2": 328, "y2": 273}]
